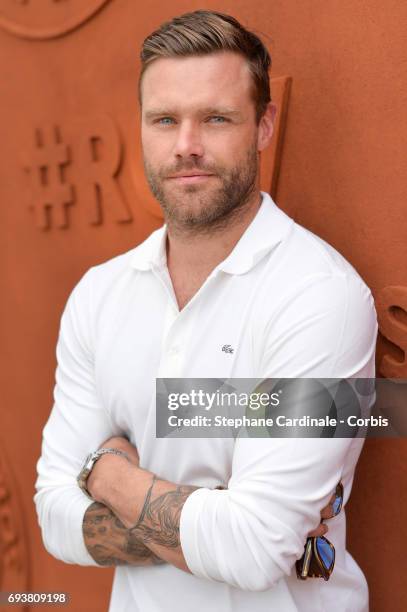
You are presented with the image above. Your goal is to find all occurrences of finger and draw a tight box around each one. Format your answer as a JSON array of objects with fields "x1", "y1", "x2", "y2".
[
  {"x1": 308, "y1": 523, "x2": 329, "y2": 538},
  {"x1": 320, "y1": 505, "x2": 335, "y2": 519},
  {"x1": 320, "y1": 492, "x2": 338, "y2": 519}
]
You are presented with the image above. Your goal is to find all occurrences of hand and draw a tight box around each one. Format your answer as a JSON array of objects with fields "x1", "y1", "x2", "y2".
[
  {"x1": 86, "y1": 436, "x2": 140, "y2": 502},
  {"x1": 99, "y1": 435, "x2": 140, "y2": 466},
  {"x1": 307, "y1": 490, "x2": 339, "y2": 538}
]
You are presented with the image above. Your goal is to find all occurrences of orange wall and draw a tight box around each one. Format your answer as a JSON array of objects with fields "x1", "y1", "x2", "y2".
[{"x1": 1, "y1": 1, "x2": 406, "y2": 610}]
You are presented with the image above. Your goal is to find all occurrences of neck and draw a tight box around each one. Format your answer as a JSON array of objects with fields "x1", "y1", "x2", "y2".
[{"x1": 166, "y1": 190, "x2": 262, "y2": 276}]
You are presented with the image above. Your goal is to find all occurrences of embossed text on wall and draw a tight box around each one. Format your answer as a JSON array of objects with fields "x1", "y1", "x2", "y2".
[{"x1": 23, "y1": 115, "x2": 132, "y2": 229}]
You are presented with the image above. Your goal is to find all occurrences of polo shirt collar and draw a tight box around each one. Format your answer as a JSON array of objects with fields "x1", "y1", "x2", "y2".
[
  {"x1": 216, "y1": 192, "x2": 294, "y2": 275},
  {"x1": 129, "y1": 225, "x2": 167, "y2": 271},
  {"x1": 129, "y1": 192, "x2": 294, "y2": 275}
]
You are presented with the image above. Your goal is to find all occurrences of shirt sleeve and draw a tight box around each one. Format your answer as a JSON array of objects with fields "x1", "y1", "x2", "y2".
[
  {"x1": 180, "y1": 272, "x2": 378, "y2": 591},
  {"x1": 33, "y1": 268, "x2": 120, "y2": 566}
]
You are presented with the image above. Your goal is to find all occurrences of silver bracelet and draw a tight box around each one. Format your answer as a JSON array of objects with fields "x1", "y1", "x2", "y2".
[{"x1": 97, "y1": 448, "x2": 130, "y2": 461}]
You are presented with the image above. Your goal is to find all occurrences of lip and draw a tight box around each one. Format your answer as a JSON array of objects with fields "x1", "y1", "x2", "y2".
[{"x1": 167, "y1": 173, "x2": 215, "y2": 184}]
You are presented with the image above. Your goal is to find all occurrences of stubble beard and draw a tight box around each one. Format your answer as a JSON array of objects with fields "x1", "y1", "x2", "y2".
[{"x1": 143, "y1": 144, "x2": 259, "y2": 236}]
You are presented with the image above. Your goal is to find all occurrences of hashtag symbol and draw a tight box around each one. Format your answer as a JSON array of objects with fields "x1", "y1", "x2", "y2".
[{"x1": 24, "y1": 125, "x2": 74, "y2": 229}]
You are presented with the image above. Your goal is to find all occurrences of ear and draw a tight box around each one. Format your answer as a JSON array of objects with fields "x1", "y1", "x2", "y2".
[{"x1": 257, "y1": 102, "x2": 277, "y2": 151}]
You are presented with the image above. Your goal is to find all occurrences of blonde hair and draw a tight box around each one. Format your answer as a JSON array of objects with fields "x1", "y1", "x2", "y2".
[{"x1": 139, "y1": 10, "x2": 271, "y2": 123}]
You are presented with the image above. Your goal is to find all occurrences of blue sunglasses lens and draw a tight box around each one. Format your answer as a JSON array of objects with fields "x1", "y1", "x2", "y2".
[
  {"x1": 316, "y1": 538, "x2": 334, "y2": 571},
  {"x1": 332, "y1": 494, "x2": 342, "y2": 515}
]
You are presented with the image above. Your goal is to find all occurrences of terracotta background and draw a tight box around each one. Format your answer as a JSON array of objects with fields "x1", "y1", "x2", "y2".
[{"x1": 1, "y1": 0, "x2": 406, "y2": 610}]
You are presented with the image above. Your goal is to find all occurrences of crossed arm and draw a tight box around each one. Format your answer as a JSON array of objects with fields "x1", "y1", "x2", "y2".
[
  {"x1": 83, "y1": 436, "x2": 334, "y2": 570},
  {"x1": 36, "y1": 269, "x2": 377, "y2": 580}
]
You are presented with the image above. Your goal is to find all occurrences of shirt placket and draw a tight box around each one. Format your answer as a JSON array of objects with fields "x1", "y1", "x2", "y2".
[
  {"x1": 151, "y1": 264, "x2": 192, "y2": 378},
  {"x1": 152, "y1": 262, "x2": 229, "y2": 378}
]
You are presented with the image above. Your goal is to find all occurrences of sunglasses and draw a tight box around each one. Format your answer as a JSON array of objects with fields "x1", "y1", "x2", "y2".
[{"x1": 296, "y1": 481, "x2": 344, "y2": 581}]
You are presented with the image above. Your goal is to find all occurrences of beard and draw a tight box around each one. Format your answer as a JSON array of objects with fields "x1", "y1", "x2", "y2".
[{"x1": 143, "y1": 143, "x2": 259, "y2": 235}]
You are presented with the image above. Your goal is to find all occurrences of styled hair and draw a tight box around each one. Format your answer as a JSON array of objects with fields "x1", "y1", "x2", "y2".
[{"x1": 139, "y1": 10, "x2": 271, "y2": 123}]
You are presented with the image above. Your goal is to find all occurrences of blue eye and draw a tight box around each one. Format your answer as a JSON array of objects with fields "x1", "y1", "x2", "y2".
[
  {"x1": 208, "y1": 116, "x2": 228, "y2": 123},
  {"x1": 158, "y1": 117, "x2": 175, "y2": 125}
]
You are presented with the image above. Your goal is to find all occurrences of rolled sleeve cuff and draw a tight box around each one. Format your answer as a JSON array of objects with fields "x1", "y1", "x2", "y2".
[
  {"x1": 34, "y1": 486, "x2": 101, "y2": 567},
  {"x1": 180, "y1": 487, "x2": 213, "y2": 579},
  {"x1": 69, "y1": 491, "x2": 101, "y2": 566}
]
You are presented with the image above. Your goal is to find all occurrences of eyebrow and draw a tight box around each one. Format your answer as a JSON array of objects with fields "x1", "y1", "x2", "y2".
[{"x1": 143, "y1": 107, "x2": 242, "y2": 120}]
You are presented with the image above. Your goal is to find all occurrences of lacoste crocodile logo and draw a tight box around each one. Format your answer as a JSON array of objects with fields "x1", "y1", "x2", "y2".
[{"x1": 222, "y1": 344, "x2": 234, "y2": 354}]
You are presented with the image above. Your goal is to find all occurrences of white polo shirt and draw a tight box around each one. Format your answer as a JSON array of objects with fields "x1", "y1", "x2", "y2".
[{"x1": 34, "y1": 192, "x2": 377, "y2": 612}]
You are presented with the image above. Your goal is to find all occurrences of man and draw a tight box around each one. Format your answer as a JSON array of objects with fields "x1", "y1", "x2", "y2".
[{"x1": 34, "y1": 10, "x2": 377, "y2": 612}]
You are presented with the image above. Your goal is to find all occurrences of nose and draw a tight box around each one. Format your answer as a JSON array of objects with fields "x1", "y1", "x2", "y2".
[{"x1": 173, "y1": 121, "x2": 204, "y2": 159}]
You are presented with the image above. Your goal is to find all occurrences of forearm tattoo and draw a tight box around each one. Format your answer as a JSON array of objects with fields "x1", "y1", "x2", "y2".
[
  {"x1": 130, "y1": 476, "x2": 199, "y2": 549},
  {"x1": 83, "y1": 502, "x2": 165, "y2": 567}
]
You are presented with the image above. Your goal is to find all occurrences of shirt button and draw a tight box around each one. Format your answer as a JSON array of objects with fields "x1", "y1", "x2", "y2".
[{"x1": 170, "y1": 346, "x2": 180, "y2": 355}]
